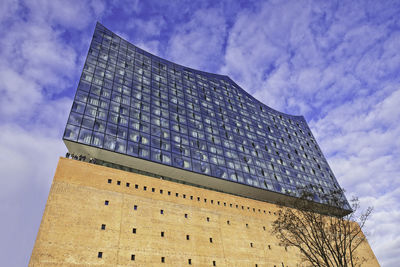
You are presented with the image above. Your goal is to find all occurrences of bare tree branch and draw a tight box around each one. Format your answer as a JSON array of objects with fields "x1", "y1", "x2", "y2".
[{"x1": 271, "y1": 186, "x2": 372, "y2": 267}]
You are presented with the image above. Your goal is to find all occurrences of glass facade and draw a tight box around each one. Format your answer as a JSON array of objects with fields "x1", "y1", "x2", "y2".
[{"x1": 64, "y1": 22, "x2": 347, "y2": 206}]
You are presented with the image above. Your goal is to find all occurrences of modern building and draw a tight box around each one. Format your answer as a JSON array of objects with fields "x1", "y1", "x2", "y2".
[{"x1": 29, "y1": 22, "x2": 379, "y2": 266}]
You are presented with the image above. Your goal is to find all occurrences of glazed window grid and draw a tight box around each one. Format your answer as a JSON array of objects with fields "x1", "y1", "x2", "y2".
[{"x1": 64, "y1": 23, "x2": 343, "y2": 204}]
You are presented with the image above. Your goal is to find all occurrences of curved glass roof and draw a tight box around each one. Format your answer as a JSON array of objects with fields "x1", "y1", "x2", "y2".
[{"x1": 64, "y1": 22, "x2": 347, "y2": 208}]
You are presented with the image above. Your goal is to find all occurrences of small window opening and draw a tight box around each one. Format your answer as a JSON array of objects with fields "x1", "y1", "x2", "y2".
[
  {"x1": 161, "y1": 231, "x2": 164, "y2": 237},
  {"x1": 131, "y1": 254, "x2": 135, "y2": 261},
  {"x1": 207, "y1": 217, "x2": 210, "y2": 222},
  {"x1": 104, "y1": 200, "x2": 109, "y2": 205},
  {"x1": 134, "y1": 205, "x2": 137, "y2": 210},
  {"x1": 213, "y1": 260, "x2": 216, "y2": 266},
  {"x1": 186, "y1": 234, "x2": 190, "y2": 240},
  {"x1": 227, "y1": 220, "x2": 230, "y2": 225},
  {"x1": 101, "y1": 224, "x2": 106, "y2": 230},
  {"x1": 209, "y1": 237, "x2": 213, "y2": 243},
  {"x1": 126, "y1": 182, "x2": 130, "y2": 187},
  {"x1": 185, "y1": 213, "x2": 188, "y2": 218},
  {"x1": 160, "y1": 189, "x2": 163, "y2": 194},
  {"x1": 143, "y1": 186, "x2": 147, "y2": 191},
  {"x1": 152, "y1": 188, "x2": 155, "y2": 192},
  {"x1": 117, "y1": 181, "x2": 121, "y2": 185},
  {"x1": 160, "y1": 209, "x2": 164, "y2": 214},
  {"x1": 161, "y1": 257, "x2": 165, "y2": 263},
  {"x1": 135, "y1": 184, "x2": 138, "y2": 189},
  {"x1": 107, "y1": 179, "x2": 112, "y2": 184},
  {"x1": 188, "y1": 259, "x2": 192, "y2": 265},
  {"x1": 168, "y1": 191, "x2": 171, "y2": 195},
  {"x1": 132, "y1": 228, "x2": 136, "y2": 234},
  {"x1": 250, "y1": 242, "x2": 253, "y2": 247},
  {"x1": 176, "y1": 193, "x2": 179, "y2": 197},
  {"x1": 98, "y1": 252, "x2": 103, "y2": 258}
]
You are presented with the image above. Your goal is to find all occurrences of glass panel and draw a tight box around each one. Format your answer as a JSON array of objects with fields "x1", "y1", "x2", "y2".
[
  {"x1": 64, "y1": 124, "x2": 79, "y2": 141},
  {"x1": 78, "y1": 128, "x2": 92, "y2": 144},
  {"x1": 92, "y1": 132, "x2": 104, "y2": 147},
  {"x1": 104, "y1": 135, "x2": 116, "y2": 151}
]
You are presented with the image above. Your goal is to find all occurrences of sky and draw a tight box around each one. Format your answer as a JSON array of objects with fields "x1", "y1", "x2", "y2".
[{"x1": 0, "y1": 0, "x2": 399, "y2": 266}]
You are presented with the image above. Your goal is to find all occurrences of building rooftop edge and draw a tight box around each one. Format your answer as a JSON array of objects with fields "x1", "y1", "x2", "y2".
[{"x1": 96, "y1": 21, "x2": 305, "y2": 119}]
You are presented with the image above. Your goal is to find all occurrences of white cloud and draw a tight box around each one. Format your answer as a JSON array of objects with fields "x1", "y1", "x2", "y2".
[{"x1": 166, "y1": 8, "x2": 228, "y2": 71}]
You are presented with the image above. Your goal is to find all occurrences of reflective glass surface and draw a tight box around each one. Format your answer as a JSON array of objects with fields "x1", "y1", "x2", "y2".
[{"x1": 64, "y1": 23, "x2": 346, "y2": 205}]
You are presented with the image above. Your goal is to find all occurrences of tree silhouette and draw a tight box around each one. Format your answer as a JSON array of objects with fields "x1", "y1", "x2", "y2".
[{"x1": 271, "y1": 186, "x2": 372, "y2": 267}]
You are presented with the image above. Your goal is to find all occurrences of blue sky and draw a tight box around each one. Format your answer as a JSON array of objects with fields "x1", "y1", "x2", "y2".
[{"x1": 0, "y1": 0, "x2": 399, "y2": 265}]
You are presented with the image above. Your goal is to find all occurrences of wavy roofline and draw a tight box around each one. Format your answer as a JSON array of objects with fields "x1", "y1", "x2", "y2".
[{"x1": 97, "y1": 22, "x2": 305, "y2": 121}]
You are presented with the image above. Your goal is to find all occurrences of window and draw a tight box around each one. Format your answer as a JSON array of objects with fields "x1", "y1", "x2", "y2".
[
  {"x1": 209, "y1": 237, "x2": 213, "y2": 243},
  {"x1": 135, "y1": 184, "x2": 139, "y2": 189},
  {"x1": 213, "y1": 260, "x2": 216, "y2": 266},
  {"x1": 190, "y1": 196, "x2": 193, "y2": 200},
  {"x1": 207, "y1": 217, "x2": 210, "y2": 222},
  {"x1": 101, "y1": 224, "x2": 106, "y2": 230},
  {"x1": 227, "y1": 220, "x2": 230, "y2": 225},
  {"x1": 160, "y1": 209, "x2": 164, "y2": 214},
  {"x1": 185, "y1": 213, "x2": 188, "y2": 218},
  {"x1": 161, "y1": 231, "x2": 164, "y2": 237},
  {"x1": 168, "y1": 191, "x2": 171, "y2": 195},
  {"x1": 104, "y1": 200, "x2": 109, "y2": 205},
  {"x1": 268, "y1": 245, "x2": 271, "y2": 249},
  {"x1": 160, "y1": 189, "x2": 163, "y2": 194},
  {"x1": 263, "y1": 226, "x2": 266, "y2": 231},
  {"x1": 98, "y1": 252, "x2": 103, "y2": 258},
  {"x1": 132, "y1": 228, "x2": 136, "y2": 234},
  {"x1": 186, "y1": 234, "x2": 190, "y2": 240},
  {"x1": 143, "y1": 186, "x2": 147, "y2": 191},
  {"x1": 161, "y1": 257, "x2": 165, "y2": 263},
  {"x1": 126, "y1": 182, "x2": 130, "y2": 187},
  {"x1": 197, "y1": 197, "x2": 200, "y2": 201},
  {"x1": 188, "y1": 259, "x2": 192, "y2": 265},
  {"x1": 131, "y1": 254, "x2": 135, "y2": 261},
  {"x1": 117, "y1": 181, "x2": 121, "y2": 185},
  {"x1": 250, "y1": 242, "x2": 253, "y2": 247},
  {"x1": 108, "y1": 179, "x2": 112, "y2": 183},
  {"x1": 246, "y1": 223, "x2": 249, "y2": 228},
  {"x1": 134, "y1": 205, "x2": 137, "y2": 210},
  {"x1": 183, "y1": 194, "x2": 186, "y2": 198},
  {"x1": 152, "y1": 188, "x2": 155, "y2": 192},
  {"x1": 176, "y1": 193, "x2": 179, "y2": 197}
]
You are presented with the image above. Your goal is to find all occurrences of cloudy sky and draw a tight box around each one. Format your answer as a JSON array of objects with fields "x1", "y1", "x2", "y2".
[{"x1": 1, "y1": 0, "x2": 399, "y2": 266}]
